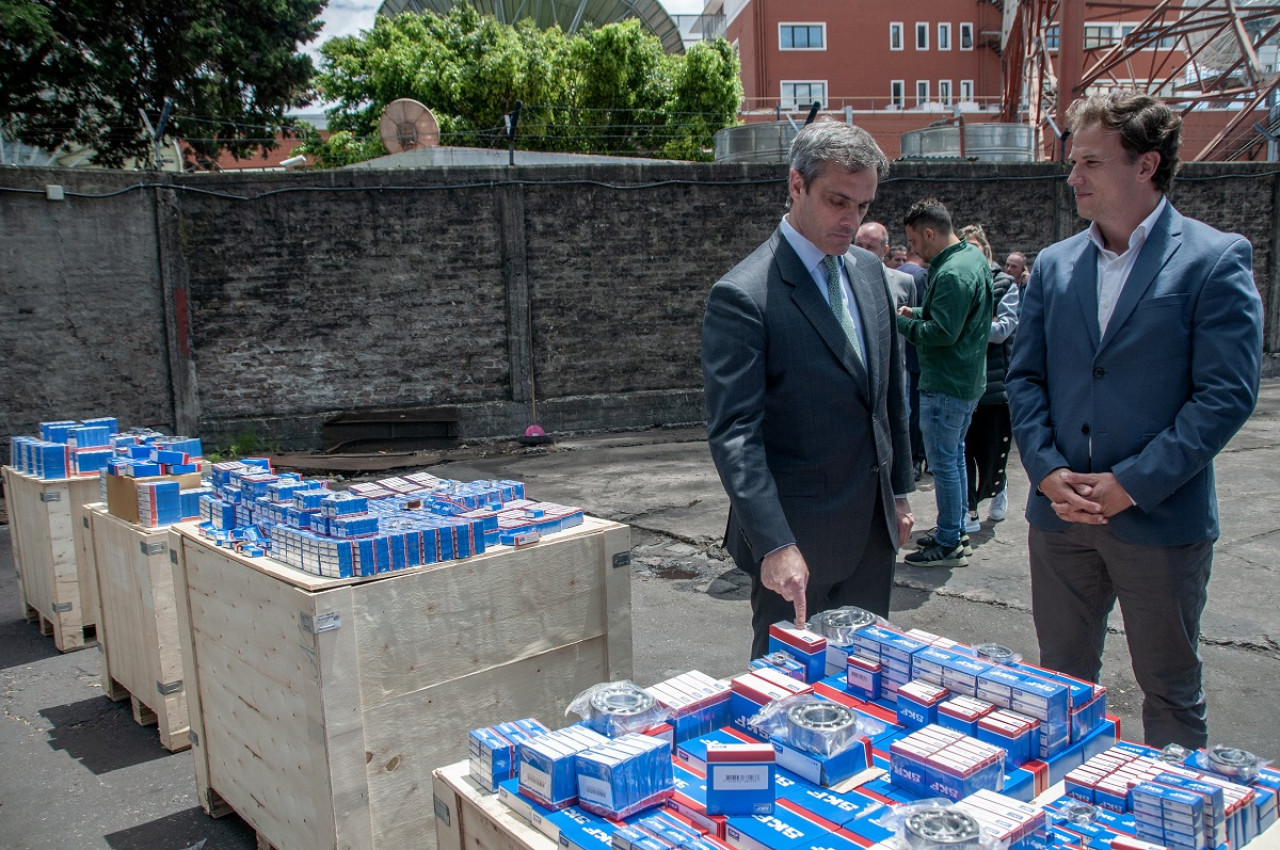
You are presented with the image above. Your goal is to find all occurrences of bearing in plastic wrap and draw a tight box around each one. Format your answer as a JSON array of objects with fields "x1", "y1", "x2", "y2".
[
  {"x1": 812, "y1": 606, "x2": 878, "y2": 647},
  {"x1": 903, "y1": 809, "x2": 984, "y2": 850},
  {"x1": 973, "y1": 643, "x2": 1016, "y2": 666},
  {"x1": 1062, "y1": 802, "x2": 1099, "y2": 825},
  {"x1": 588, "y1": 684, "x2": 657, "y2": 736},
  {"x1": 1207, "y1": 746, "x2": 1260, "y2": 781},
  {"x1": 785, "y1": 700, "x2": 859, "y2": 757}
]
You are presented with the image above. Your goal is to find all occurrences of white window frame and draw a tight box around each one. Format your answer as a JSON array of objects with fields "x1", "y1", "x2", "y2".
[
  {"x1": 959, "y1": 80, "x2": 974, "y2": 102},
  {"x1": 938, "y1": 23, "x2": 952, "y2": 51},
  {"x1": 890, "y1": 22, "x2": 904, "y2": 51},
  {"x1": 916, "y1": 22, "x2": 929, "y2": 50},
  {"x1": 960, "y1": 22, "x2": 974, "y2": 51},
  {"x1": 781, "y1": 80, "x2": 827, "y2": 111},
  {"x1": 916, "y1": 80, "x2": 930, "y2": 106},
  {"x1": 939, "y1": 79, "x2": 952, "y2": 105},
  {"x1": 779, "y1": 22, "x2": 826, "y2": 51},
  {"x1": 890, "y1": 80, "x2": 905, "y2": 108}
]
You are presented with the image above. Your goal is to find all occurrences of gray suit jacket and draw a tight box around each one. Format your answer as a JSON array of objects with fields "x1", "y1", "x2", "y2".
[
  {"x1": 1008, "y1": 203, "x2": 1262, "y2": 545},
  {"x1": 702, "y1": 228, "x2": 914, "y2": 584}
]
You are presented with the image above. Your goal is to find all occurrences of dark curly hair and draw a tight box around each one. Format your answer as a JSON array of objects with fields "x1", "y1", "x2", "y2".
[{"x1": 1066, "y1": 91, "x2": 1181, "y2": 194}]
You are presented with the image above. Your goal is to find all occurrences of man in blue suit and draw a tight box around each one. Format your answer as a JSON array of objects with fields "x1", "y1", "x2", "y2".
[
  {"x1": 703, "y1": 121, "x2": 915, "y2": 658},
  {"x1": 1007, "y1": 92, "x2": 1263, "y2": 748}
]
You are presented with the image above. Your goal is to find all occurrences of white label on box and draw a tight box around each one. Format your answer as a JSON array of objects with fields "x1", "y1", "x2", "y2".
[
  {"x1": 578, "y1": 775, "x2": 614, "y2": 807},
  {"x1": 522, "y1": 763, "x2": 553, "y2": 800},
  {"x1": 712, "y1": 764, "x2": 770, "y2": 790}
]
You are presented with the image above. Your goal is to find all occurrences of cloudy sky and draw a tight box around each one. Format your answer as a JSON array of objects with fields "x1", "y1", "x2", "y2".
[{"x1": 313, "y1": 0, "x2": 708, "y2": 53}]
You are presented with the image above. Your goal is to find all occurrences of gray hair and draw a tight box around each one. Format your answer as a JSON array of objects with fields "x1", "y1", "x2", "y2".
[{"x1": 789, "y1": 120, "x2": 890, "y2": 188}]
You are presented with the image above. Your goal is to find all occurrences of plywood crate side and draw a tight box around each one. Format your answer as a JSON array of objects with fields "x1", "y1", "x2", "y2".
[
  {"x1": 90, "y1": 506, "x2": 189, "y2": 750},
  {"x1": 182, "y1": 542, "x2": 348, "y2": 850},
  {"x1": 363, "y1": 637, "x2": 611, "y2": 848},
  {"x1": 432, "y1": 762, "x2": 551, "y2": 850},
  {"x1": 351, "y1": 522, "x2": 628, "y2": 703},
  {"x1": 71, "y1": 499, "x2": 102, "y2": 626},
  {"x1": 3, "y1": 467, "x2": 100, "y2": 650},
  {"x1": 600, "y1": 523, "x2": 633, "y2": 679},
  {"x1": 170, "y1": 530, "x2": 218, "y2": 814}
]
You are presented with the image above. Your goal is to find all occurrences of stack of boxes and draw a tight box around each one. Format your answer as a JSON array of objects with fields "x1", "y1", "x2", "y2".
[
  {"x1": 194, "y1": 462, "x2": 586, "y2": 579},
  {"x1": 9, "y1": 417, "x2": 120, "y2": 479}
]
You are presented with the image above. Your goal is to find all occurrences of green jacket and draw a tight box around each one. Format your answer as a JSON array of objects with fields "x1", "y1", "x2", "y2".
[{"x1": 895, "y1": 240, "x2": 992, "y2": 400}]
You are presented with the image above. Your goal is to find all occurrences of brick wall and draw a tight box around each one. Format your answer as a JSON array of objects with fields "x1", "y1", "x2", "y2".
[{"x1": 2, "y1": 160, "x2": 1275, "y2": 450}]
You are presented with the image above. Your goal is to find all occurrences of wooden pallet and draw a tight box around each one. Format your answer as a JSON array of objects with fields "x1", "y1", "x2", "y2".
[
  {"x1": 3, "y1": 467, "x2": 101, "y2": 651},
  {"x1": 89, "y1": 505, "x2": 189, "y2": 752},
  {"x1": 433, "y1": 761, "x2": 551, "y2": 850},
  {"x1": 171, "y1": 515, "x2": 632, "y2": 850}
]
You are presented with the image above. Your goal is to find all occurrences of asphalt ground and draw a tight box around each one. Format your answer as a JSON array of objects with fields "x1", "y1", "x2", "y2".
[{"x1": 2, "y1": 384, "x2": 1279, "y2": 849}]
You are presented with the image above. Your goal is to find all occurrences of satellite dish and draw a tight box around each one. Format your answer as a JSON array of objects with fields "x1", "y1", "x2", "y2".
[
  {"x1": 379, "y1": 98, "x2": 440, "y2": 153},
  {"x1": 1185, "y1": 0, "x2": 1279, "y2": 75}
]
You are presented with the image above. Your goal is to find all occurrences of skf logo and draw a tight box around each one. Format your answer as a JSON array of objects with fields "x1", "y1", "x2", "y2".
[
  {"x1": 895, "y1": 766, "x2": 924, "y2": 785},
  {"x1": 563, "y1": 809, "x2": 588, "y2": 825},
  {"x1": 585, "y1": 826, "x2": 610, "y2": 843},
  {"x1": 757, "y1": 816, "x2": 803, "y2": 840}
]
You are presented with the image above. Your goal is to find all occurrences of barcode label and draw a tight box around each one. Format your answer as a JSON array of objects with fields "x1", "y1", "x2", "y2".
[
  {"x1": 521, "y1": 763, "x2": 552, "y2": 799},
  {"x1": 577, "y1": 775, "x2": 614, "y2": 806},
  {"x1": 711, "y1": 764, "x2": 769, "y2": 790}
]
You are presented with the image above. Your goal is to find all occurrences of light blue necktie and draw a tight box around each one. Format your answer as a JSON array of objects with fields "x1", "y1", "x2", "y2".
[{"x1": 823, "y1": 255, "x2": 864, "y2": 365}]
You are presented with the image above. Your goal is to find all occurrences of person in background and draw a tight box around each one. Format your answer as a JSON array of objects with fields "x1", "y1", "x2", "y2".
[
  {"x1": 1007, "y1": 92, "x2": 1263, "y2": 748},
  {"x1": 1004, "y1": 251, "x2": 1030, "y2": 285},
  {"x1": 896, "y1": 199, "x2": 992, "y2": 567},
  {"x1": 702, "y1": 120, "x2": 914, "y2": 658},
  {"x1": 889, "y1": 243, "x2": 930, "y2": 480},
  {"x1": 958, "y1": 224, "x2": 1019, "y2": 531}
]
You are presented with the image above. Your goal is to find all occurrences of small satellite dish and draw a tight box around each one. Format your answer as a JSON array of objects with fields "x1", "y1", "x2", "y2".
[{"x1": 379, "y1": 98, "x2": 440, "y2": 154}]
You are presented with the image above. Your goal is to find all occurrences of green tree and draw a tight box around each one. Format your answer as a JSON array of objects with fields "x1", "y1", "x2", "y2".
[
  {"x1": 0, "y1": 0, "x2": 325, "y2": 168},
  {"x1": 304, "y1": 5, "x2": 741, "y2": 165}
]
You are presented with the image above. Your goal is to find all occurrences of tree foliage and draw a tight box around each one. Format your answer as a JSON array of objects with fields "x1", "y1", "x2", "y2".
[
  {"x1": 304, "y1": 4, "x2": 742, "y2": 165},
  {"x1": 0, "y1": 0, "x2": 325, "y2": 168}
]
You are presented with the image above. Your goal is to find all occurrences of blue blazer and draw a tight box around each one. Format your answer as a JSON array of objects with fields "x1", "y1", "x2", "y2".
[
  {"x1": 702, "y1": 228, "x2": 914, "y2": 583},
  {"x1": 1007, "y1": 203, "x2": 1263, "y2": 546}
]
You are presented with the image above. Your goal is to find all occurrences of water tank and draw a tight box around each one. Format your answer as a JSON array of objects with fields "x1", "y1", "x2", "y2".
[
  {"x1": 900, "y1": 123, "x2": 1033, "y2": 162},
  {"x1": 714, "y1": 122, "x2": 797, "y2": 163}
]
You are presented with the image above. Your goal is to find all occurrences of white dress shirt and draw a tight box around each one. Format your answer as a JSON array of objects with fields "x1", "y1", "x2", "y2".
[
  {"x1": 780, "y1": 216, "x2": 868, "y2": 356},
  {"x1": 1089, "y1": 196, "x2": 1167, "y2": 334}
]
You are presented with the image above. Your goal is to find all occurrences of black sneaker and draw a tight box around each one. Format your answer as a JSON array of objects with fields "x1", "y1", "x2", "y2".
[
  {"x1": 915, "y1": 528, "x2": 973, "y2": 556},
  {"x1": 904, "y1": 542, "x2": 968, "y2": 567}
]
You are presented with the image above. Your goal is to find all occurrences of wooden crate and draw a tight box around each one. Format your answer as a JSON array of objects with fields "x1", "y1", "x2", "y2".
[
  {"x1": 170, "y1": 515, "x2": 632, "y2": 850},
  {"x1": 432, "y1": 761, "x2": 550, "y2": 850},
  {"x1": 89, "y1": 505, "x2": 189, "y2": 751},
  {"x1": 2, "y1": 466, "x2": 101, "y2": 651}
]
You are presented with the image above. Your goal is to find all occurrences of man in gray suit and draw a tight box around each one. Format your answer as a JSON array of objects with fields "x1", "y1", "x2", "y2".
[
  {"x1": 1008, "y1": 92, "x2": 1263, "y2": 747},
  {"x1": 702, "y1": 121, "x2": 915, "y2": 658},
  {"x1": 857, "y1": 221, "x2": 918, "y2": 313}
]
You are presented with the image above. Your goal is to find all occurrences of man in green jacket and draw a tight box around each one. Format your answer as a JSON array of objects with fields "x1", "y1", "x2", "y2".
[{"x1": 896, "y1": 199, "x2": 993, "y2": 566}]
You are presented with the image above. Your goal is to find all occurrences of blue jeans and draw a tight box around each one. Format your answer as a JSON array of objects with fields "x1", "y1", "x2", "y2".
[{"x1": 919, "y1": 391, "x2": 979, "y2": 548}]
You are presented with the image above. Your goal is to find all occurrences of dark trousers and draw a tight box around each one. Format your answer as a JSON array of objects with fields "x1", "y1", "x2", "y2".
[
  {"x1": 748, "y1": 497, "x2": 896, "y2": 659},
  {"x1": 908, "y1": 370, "x2": 925, "y2": 463},
  {"x1": 1028, "y1": 523, "x2": 1214, "y2": 749}
]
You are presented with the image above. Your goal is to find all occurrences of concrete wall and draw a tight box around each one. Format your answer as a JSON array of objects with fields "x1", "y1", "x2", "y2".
[{"x1": 2, "y1": 160, "x2": 1277, "y2": 451}]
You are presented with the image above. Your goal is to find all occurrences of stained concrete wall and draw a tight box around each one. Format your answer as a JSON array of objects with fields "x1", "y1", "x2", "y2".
[{"x1": 2, "y1": 161, "x2": 1277, "y2": 450}]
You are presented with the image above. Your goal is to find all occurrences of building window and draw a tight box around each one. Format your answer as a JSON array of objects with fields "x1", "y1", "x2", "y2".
[
  {"x1": 780, "y1": 23, "x2": 825, "y2": 50},
  {"x1": 960, "y1": 80, "x2": 973, "y2": 101},
  {"x1": 939, "y1": 80, "x2": 952, "y2": 105},
  {"x1": 781, "y1": 81, "x2": 827, "y2": 111},
  {"x1": 891, "y1": 80, "x2": 905, "y2": 108},
  {"x1": 938, "y1": 23, "x2": 951, "y2": 51},
  {"x1": 916, "y1": 80, "x2": 930, "y2": 106},
  {"x1": 890, "y1": 22, "x2": 903, "y2": 51},
  {"x1": 916, "y1": 23, "x2": 929, "y2": 50},
  {"x1": 960, "y1": 22, "x2": 973, "y2": 50},
  {"x1": 1045, "y1": 25, "x2": 1060, "y2": 50},
  {"x1": 1084, "y1": 24, "x2": 1114, "y2": 49}
]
